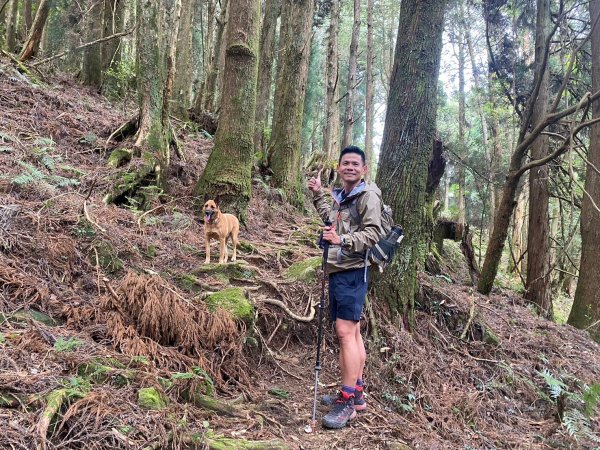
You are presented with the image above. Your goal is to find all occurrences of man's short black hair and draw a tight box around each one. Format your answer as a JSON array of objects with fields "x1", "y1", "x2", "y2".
[{"x1": 339, "y1": 145, "x2": 366, "y2": 164}]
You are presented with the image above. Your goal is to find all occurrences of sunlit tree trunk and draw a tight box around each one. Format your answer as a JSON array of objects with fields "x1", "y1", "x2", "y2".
[
  {"x1": 373, "y1": 0, "x2": 447, "y2": 327},
  {"x1": 323, "y1": 0, "x2": 340, "y2": 161},
  {"x1": 254, "y1": 0, "x2": 280, "y2": 154},
  {"x1": 365, "y1": 0, "x2": 375, "y2": 177},
  {"x1": 508, "y1": 181, "x2": 527, "y2": 275},
  {"x1": 135, "y1": 0, "x2": 182, "y2": 188},
  {"x1": 266, "y1": 0, "x2": 314, "y2": 206},
  {"x1": 195, "y1": 0, "x2": 261, "y2": 217},
  {"x1": 524, "y1": 0, "x2": 552, "y2": 318},
  {"x1": 569, "y1": 0, "x2": 600, "y2": 341},
  {"x1": 19, "y1": 0, "x2": 50, "y2": 61},
  {"x1": 23, "y1": 0, "x2": 33, "y2": 37},
  {"x1": 341, "y1": 0, "x2": 360, "y2": 149}
]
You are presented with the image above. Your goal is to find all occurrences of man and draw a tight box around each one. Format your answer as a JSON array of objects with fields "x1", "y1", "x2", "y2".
[{"x1": 307, "y1": 145, "x2": 384, "y2": 429}]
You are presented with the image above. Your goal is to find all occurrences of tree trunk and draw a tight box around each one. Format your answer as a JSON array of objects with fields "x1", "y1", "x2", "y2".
[
  {"x1": 569, "y1": 0, "x2": 600, "y2": 341},
  {"x1": 254, "y1": 0, "x2": 281, "y2": 155},
  {"x1": 24, "y1": 0, "x2": 33, "y2": 36},
  {"x1": 102, "y1": 0, "x2": 125, "y2": 71},
  {"x1": 5, "y1": 0, "x2": 18, "y2": 53},
  {"x1": 524, "y1": 0, "x2": 553, "y2": 319},
  {"x1": 19, "y1": 0, "x2": 51, "y2": 61},
  {"x1": 191, "y1": 0, "x2": 204, "y2": 100},
  {"x1": 364, "y1": 0, "x2": 374, "y2": 177},
  {"x1": 266, "y1": 0, "x2": 315, "y2": 206},
  {"x1": 172, "y1": 0, "x2": 195, "y2": 117},
  {"x1": 322, "y1": 0, "x2": 340, "y2": 161},
  {"x1": 81, "y1": 0, "x2": 104, "y2": 86},
  {"x1": 341, "y1": 0, "x2": 360, "y2": 149},
  {"x1": 456, "y1": 3, "x2": 466, "y2": 225},
  {"x1": 195, "y1": 0, "x2": 261, "y2": 218},
  {"x1": 135, "y1": 0, "x2": 182, "y2": 188},
  {"x1": 197, "y1": 0, "x2": 228, "y2": 113},
  {"x1": 373, "y1": 0, "x2": 447, "y2": 327},
  {"x1": 508, "y1": 181, "x2": 527, "y2": 275}
]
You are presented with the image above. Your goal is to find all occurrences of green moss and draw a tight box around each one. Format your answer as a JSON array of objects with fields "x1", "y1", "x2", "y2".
[
  {"x1": 77, "y1": 362, "x2": 134, "y2": 386},
  {"x1": 195, "y1": 262, "x2": 256, "y2": 281},
  {"x1": 237, "y1": 240, "x2": 255, "y2": 253},
  {"x1": 284, "y1": 257, "x2": 321, "y2": 282},
  {"x1": 175, "y1": 273, "x2": 202, "y2": 292},
  {"x1": 205, "y1": 288, "x2": 253, "y2": 321},
  {"x1": 138, "y1": 387, "x2": 168, "y2": 410},
  {"x1": 107, "y1": 149, "x2": 133, "y2": 168}
]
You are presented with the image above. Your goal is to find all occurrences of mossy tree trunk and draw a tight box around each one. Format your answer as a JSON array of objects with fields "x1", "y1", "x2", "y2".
[
  {"x1": 254, "y1": 0, "x2": 280, "y2": 155},
  {"x1": 373, "y1": 0, "x2": 447, "y2": 328},
  {"x1": 569, "y1": 0, "x2": 600, "y2": 341},
  {"x1": 19, "y1": 0, "x2": 51, "y2": 61},
  {"x1": 81, "y1": 0, "x2": 104, "y2": 86},
  {"x1": 524, "y1": 0, "x2": 553, "y2": 319},
  {"x1": 134, "y1": 0, "x2": 181, "y2": 189},
  {"x1": 267, "y1": 0, "x2": 315, "y2": 206},
  {"x1": 341, "y1": 0, "x2": 360, "y2": 149},
  {"x1": 323, "y1": 0, "x2": 340, "y2": 161},
  {"x1": 195, "y1": 0, "x2": 261, "y2": 218}
]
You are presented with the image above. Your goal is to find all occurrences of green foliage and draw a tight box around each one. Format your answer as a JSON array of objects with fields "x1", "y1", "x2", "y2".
[
  {"x1": 8, "y1": 140, "x2": 83, "y2": 189},
  {"x1": 538, "y1": 368, "x2": 600, "y2": 444},
  {"x1": 104, "y1": 60, "x2": 137, "y2": 100},
  {"x1": 268, "y1": 388, "x2": 290, "y2": 399},
  {"x1": 53, "y1": 337, "x2": 84, "y2": 352}
]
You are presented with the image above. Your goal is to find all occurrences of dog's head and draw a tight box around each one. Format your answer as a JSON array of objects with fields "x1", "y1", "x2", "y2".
[{"x1": 203, "y1": 199, "x2": 220, "y2": 223}]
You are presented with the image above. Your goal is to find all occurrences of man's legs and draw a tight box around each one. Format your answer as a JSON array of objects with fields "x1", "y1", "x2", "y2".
[{"x1": 335, "y1": 319, "x2": 361, "y2": 387}]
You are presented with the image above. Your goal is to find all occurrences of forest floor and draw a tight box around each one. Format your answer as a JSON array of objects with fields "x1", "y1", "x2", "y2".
[{"x1": 1, "y1": 59, "x2": 600, "y2": 450}]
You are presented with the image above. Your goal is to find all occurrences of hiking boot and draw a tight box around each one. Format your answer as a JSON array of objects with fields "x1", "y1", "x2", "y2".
[
  {"x1": 321, "y1": 392, "x2": 357, "y2": 429},
  {"x1": 321, "y1": 390, "x2": 367, "y2": 411}
]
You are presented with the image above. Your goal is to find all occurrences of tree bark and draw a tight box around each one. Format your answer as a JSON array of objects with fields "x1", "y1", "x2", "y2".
[
  {"x1": 195, "y1": 0, "x2": 261, "y2": 218},
  {"x1": 341, "y1": 0, "x2": 360, "y2": 149},
  {"x1": 373, "y1": 0, "x2": 447, "y2": 327},
  {"x1": 102, "y1": 0, "x2": 125, "y2": 72},
  {"x1": 24, "y1": 0, "x2": 33, "y2": 36},
  {"x1": 135, "y1": 0, "x2": 182, "y2": 188},
  {"x1": 322, "y1": 0, "x2": 340, "y2": 161},
  {"x1": 172, "y1": 0, "x2": 195, "y2": 116},
  {"x1": 197, "y1": 0, "x2": 228, "y2": 113},
  {"x1": 19, "y1": 0, "x2": 51, "y2": 61},
  {"x1": 524, "y1": 0, "x2": 553, "y2": 319},
  {"x1": 365, "y1": 0, "x2": 374, "y2": 177},
  {"x1": 266, "y1": 0, "x2": 315, "y2": 206},
  {"x1": 569, "y1": 0, "x2": 600, "y2": 341},
  {"x1": 456, "y1": 1, "x2": 466, "y2": 225},
  {"x1": 81, "y1": 0, "x2": 104, "y2": 86},
  {"x1": 254, "y1": 0, "x2": 281, "y2": 155},
  {"x1": 5, "y1": 0, "x2": 18, "y2": 53}
]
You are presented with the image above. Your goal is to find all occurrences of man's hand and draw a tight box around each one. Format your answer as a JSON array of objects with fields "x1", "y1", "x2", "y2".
[
  {"x1": 322, "y1": 225, "x2": 341, "y2": 245},
  {"x1": 308, "y1": 168, "x2": 323, "y2": 193}
]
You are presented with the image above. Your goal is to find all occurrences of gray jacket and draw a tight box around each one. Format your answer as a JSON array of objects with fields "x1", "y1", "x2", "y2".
[{"x1": 313, "y1": 181, "x2": 384, "y2": 274}]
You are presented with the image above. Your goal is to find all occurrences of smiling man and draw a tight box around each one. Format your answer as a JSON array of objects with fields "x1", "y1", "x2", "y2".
[{"x1": 308, "y1": 145, "x2": 384, "y2": 429}]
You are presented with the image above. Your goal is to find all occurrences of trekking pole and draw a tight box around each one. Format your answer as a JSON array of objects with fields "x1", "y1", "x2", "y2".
[{"x1": 306, "y1": 219, "x2": 331, "y2": 433}]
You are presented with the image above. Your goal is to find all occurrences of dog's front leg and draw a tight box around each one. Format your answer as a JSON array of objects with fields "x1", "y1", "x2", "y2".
[
  {"x1": 204, "y1": 237, "x2": 211, "y2": 264},
  {"x1": 219, "y1": 237, "x2": 228, "y2": 263}
]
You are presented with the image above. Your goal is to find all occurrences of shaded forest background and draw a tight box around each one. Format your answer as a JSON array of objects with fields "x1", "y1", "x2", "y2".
[{"x1": 1, "y1": 0, "x2": 600, "y2": 448}]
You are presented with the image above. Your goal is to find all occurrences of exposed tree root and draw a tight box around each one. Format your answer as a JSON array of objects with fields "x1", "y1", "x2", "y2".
[{"x1": 36, "y1": 388, "x2": 86, "y2": 448}]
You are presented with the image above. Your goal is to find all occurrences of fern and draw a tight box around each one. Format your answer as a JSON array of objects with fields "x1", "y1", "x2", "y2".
[
  {"x1": 583, "y1": 383, "x2": 600, "y2": 417},
  {"x1": 12, "y1": 161, "x2": 46, "y2": 186},
  {"x1": 563, "y1": 409, "x2": 600, "y2": 443},
  {"x1": 538, "y1": 368, "x2": 567, "y2": 400}
]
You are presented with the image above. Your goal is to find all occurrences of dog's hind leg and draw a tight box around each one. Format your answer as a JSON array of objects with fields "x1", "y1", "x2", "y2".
[{"x1": 231, "y1": 231, "x2": 239, "y2": 262}]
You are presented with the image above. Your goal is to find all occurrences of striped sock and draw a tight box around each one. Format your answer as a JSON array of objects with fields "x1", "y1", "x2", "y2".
[{"x1": 341, "y1": 384, "x2": 356, "y2": 399}]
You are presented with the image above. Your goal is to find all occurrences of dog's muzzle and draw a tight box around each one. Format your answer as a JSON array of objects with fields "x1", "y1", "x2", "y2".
[{"x1": 204, "y1": 210, "x2": 215, "y2": 223}]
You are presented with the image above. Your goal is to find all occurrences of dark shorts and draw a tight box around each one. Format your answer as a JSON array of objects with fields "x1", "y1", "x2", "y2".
[{"x1": 328, "y1": 267, "x2": 368, "y2": 322}]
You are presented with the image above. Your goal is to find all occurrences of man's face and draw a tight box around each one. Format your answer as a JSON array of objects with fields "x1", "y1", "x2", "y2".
[{"x1": 337, "y1": 152, "x2": 367, "y2": 186}]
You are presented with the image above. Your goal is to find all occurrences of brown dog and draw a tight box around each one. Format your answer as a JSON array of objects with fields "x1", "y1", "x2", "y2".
[{"x1": 202, "y1": 199, "x2": 240, "y2": 264}]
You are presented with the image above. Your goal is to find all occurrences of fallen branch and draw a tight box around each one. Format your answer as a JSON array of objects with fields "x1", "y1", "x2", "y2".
[
  {"x1": 30, "y1": 28, "x2": 135, "y2": 67},
  {"x1": 83, "y1": 200, "x2": 106, "y2": 233}
]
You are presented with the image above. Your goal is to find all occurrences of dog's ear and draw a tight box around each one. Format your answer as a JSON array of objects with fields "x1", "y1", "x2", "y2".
[{"x1": 214, "y1": 195, "x2": 221, "y2": 207}]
